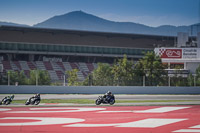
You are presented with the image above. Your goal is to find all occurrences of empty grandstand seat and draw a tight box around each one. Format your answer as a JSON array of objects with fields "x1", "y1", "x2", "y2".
[
  {"x1": 79, "y1": 62, "x2": 89, "y2": 72},
  {"x1": 86, "y1": 63, "x2": 95, "y2": 72},
  {"x1": 19, "y1": 61, "x2": 30, "y2": 70},
  {"x1": 70, "y1": 62, "x2": 79, "y2": 69},
  {"x1": 9, "y1": 61, "x2": 18, "y2": 70},
  {"x1": 77, "y1": 71, "x2": 85, "y2": 81},
  {"x1": 51, "y1": 61, "x2": 62, "y2": 71},
  {"x1": 48, "y1": 70, "x2": 58, "y2": 80},
  {"x1": 27, "y1": 61, "x2": 37, "y2": 70},
  {"x1": 63, "y1": 62, "x2": 72, "y2": 71},
  {"x1": 56, "y1": 62, "x2": 65, "y2": 71},
  {"x1": 1, "y1": 60, "x2": 98, "y2": 81},
  {"x1": 13, "y1": 61, "x2": 22, "y2": 70},
  {"x1": 82, "y1": 71, "x2": 88, "y2": 78},
  {"x1": 35, "y1": 61, "x2": 46, "y2": 70},
  {"x1": 44, "y1": 61, "x2": 53, "y2": 70},
  {"x1": 55, "y1": 70, "x2": 64, "y2": 80},
  {"x1": 2, "y1": 61, "x2": 12, "y2": 70}
]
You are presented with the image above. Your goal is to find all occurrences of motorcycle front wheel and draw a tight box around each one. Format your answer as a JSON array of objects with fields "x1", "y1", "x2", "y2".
[
  {"x1": 25, "y1": 101, "x2": 30, "y2": 105},
  {"x1": 95, "y1": 99, "x2": 101, "y2": 105}
]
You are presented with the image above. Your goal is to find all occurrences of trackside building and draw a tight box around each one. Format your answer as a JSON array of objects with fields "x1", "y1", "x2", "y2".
[
  {"x1": 0, "y1": 25, "x2": 176, "y2": 82},
  {"x1": 154, "y1": 48, "x2": 200, "y2": 76}
]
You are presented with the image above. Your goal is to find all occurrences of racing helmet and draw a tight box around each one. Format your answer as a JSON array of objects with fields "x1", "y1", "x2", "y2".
[
  {"x1": 11, "y1": 95, "x2": 14, "y2": 98},
  {"x1": 107, "y1": 91, "x2": 111, "y2": 95}
]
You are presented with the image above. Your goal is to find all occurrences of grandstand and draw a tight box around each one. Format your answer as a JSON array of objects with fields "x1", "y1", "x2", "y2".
[{"x1": 0, "y1": 25, "x2": 176, "y2": 82}]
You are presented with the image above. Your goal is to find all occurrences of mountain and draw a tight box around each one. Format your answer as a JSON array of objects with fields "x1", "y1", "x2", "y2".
[
  {"x1": 0, "y1": 11, "x2": 196, "y2": 36},
  {"x1": 34, "y1": 11, "x2": 193, "y2": 36},
  {"x1": 0, "y1": 21, "x2": 29, "y2": 27}
]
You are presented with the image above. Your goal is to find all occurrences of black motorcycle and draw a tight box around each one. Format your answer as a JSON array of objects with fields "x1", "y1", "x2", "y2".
[
  {"x1": 25, "y1": 97, "x2": 40, "y2": 105},
  {"x1": 0, "y1": 95, "x2": 14, "y2": 105},
  {"x1": 95, "y1": 94, "x2": 115, "y2": 105}
]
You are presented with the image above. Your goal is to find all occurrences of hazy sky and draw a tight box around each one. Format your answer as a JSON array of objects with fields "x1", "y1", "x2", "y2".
[{"x1": 0, "y1": 0, "x2": 199, "y2": 27}]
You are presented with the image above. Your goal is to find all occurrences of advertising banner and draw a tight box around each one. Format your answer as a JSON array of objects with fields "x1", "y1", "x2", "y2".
[
  {"x1": 157, "y1": 48, "x2": 182, "y2": 59},
  {"x1": 155, "y1": 48, "x2": 200, "y2": 59}
]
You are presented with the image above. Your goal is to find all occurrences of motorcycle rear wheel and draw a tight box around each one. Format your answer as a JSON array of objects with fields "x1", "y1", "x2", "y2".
[
  {"x1": 34, "y1": 100, "x2": 40, "y2": 105},
  {"x1": 109, "y1": 99, "x2": 115, "y2": 105},
  {"x1": 5, "y1": 100, "x2": 10, "y2": 105}
]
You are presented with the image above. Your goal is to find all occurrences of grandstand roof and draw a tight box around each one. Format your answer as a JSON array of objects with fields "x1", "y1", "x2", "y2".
[{"x1": 0, "y1": 25, "x2": 175, "y2": 49}]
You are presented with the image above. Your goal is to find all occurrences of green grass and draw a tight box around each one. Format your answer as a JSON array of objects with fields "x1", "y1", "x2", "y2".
[
  {"x1": 13, "y1": 99, "x2": 95, "y2": 104},
  {"x1": 12, "y1": 99, "x2": 200, "y2": 104}
]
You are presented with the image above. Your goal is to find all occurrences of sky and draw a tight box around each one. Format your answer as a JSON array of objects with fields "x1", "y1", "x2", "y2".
[{"x1": 0, "y1": 0, "x2": 199, "y2": 27}]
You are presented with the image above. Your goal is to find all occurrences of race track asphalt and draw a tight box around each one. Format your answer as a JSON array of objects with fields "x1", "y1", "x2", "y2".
[
  {"x1": 0, "y1": 94, "x2": 199, "y2": 106},
  {"x1": 0, "y1": 105, "x2": 200, "y2": 133}
]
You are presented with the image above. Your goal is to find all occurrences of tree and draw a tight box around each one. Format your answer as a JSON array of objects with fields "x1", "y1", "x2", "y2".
[
  {"x1": 171, "y1": 65, "x2": 187, "y2": 86},
  {"x1": 66, "y1": 69, "x2": 79, "y2": 86},
  {"x1": 28, "y1": 70, "x2": 51, "y2": 85},
  {"x1": 135, "y1": 52, "x2": 166, "y2": 86},
  {"x1": 6, "y1": 70, "x2": 28, "y2": 85},
  {"x1": 18, "y1": 71, "x2": 28, "y2": 85},
  {"x1": 196, "y1": 64, "x2": 200, "y2": 86},
  {"x1": 92, "y1": 63, "x2": 113, "y2": 86},
  {"x1": 187, "y1": 73, "x2": 194, "y2": 86},
  {"x1": 111, "y1": 55, "x2": 135, "y2": 86},
  {"x1": 0, "y1": 73, "x2": 7, "y2": 85}
]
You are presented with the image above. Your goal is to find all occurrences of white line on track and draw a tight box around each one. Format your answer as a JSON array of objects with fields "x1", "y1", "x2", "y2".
[
  {"x1": 0, "y1": 108, "x2": 11, "y2": 111},
  {"x1": 0, "y1": 117, "x2": 85, "y2": 126},
  {"x1": 6, "y1": 107, "x2": 106, "y2": 113},
  {"x1": 173, "y1": 129, "x2": 200, "y2": 132},
  {"x1": 98, "y1": 107, "x2": 190, "y2": 113},
  {"x1": 173, "y1": 125, "x2": 200, "y2": 132},
  {"x1": 190, "y1": 125, "x2": 200, "y2": 128},
  {"x1": 133, "y1": 107, "x2": 190, "y2": 113},
  {"x1": 65, "y1": 118, "x2": 187, "y2": 128}
]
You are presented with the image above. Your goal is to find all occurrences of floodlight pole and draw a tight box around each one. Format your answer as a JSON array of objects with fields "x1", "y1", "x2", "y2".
[
  {"x1": 8, "y1": 72, "x2": 10, "y2": 86},
  {"x1": 63, "y1": 75, "x2": 66, "y2": 86},
  {"x1": 36, "y1": 70, "x2": 38, "y2": 86},
  {"x1": 143, "y1": 76, "x2": 145, "y2": 87}
]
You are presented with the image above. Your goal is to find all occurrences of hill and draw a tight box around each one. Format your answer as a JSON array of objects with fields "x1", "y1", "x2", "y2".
[
  {"x1": 0, "y1": 21, "x2": 29, "y2": 27},
  {"x1": 1, "y1": 11, "x2": 197, "y2": 36},
  {"x1": 34, "y1": 11, "x2": 192, "y2": 36}
]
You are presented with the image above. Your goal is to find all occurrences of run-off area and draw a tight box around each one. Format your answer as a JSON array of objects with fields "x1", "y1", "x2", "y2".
[{"x1": 0, "y1": 106, "x2": 199, "y2": 133}]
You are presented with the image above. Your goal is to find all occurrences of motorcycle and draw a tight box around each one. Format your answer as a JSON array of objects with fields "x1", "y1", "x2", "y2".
[
  {"x1": 25, "y1": 97, "x2": 40, "y2": 105},
  {"x1": 0, "y1": 97, "x2": 12, "y2": 105},
  {"x1": 95, "y1": 94, "x2": 115, "y2": 105}
]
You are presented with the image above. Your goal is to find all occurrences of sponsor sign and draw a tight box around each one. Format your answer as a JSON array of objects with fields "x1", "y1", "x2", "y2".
[
  {"x1": 155, "y1": 48, "x2": 200, "y2": 59},
  {"x1": 158, "y1": 49, "x2": 182, "y2": 59}
]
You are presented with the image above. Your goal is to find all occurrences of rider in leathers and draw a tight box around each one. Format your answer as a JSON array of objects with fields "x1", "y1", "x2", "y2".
[
  {"x1": 103, "y1": 91, "x2": 112, "y2": 102},
  {"x1": 2, "y1": 95, "x2": 14, "y2": 102},
  {"x1": 29, "y1": 93, "x2": 40, "y2": 102}
]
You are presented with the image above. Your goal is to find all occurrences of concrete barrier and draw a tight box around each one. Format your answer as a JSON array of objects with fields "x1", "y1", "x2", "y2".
[{"x1": 0, "y1": 86, "x2": 200, "y2": 94}]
